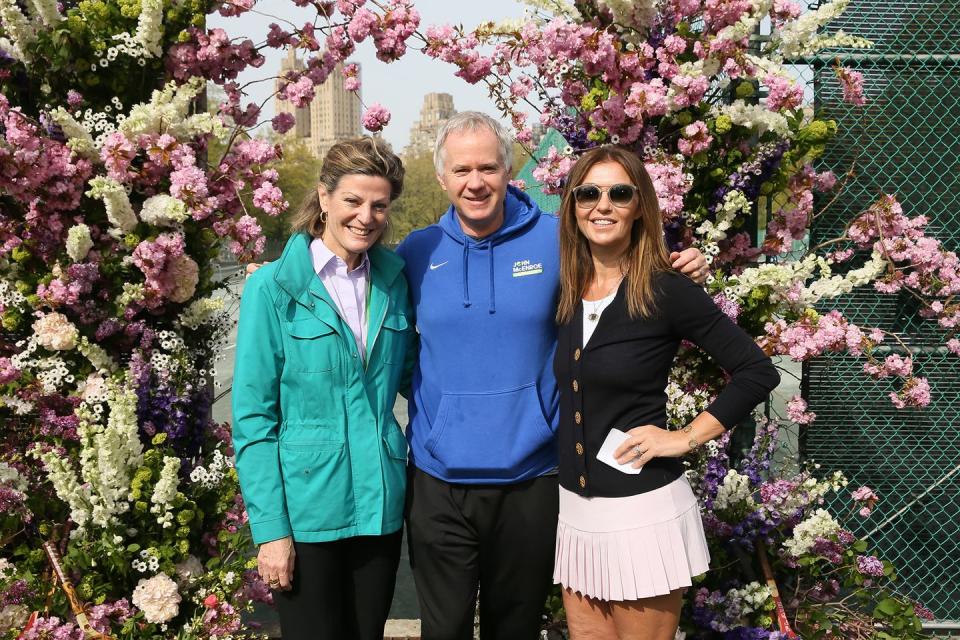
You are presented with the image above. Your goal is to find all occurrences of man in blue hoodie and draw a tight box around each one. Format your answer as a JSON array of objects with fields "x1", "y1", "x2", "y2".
[{"x1": 396, "y1": 112, "x2": 708, "y2": 640}]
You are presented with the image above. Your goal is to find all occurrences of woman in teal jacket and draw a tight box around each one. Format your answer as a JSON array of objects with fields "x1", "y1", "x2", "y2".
[{"x1": 232, "y1": 137, "x2": 415, "y2": 639}]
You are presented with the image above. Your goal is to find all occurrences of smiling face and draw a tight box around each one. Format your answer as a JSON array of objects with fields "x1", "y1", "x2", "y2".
[
  {"x1": 436, "y1": 127, "x2": 511, "y2": 238},
  {"x1": 573, "y1": 161, "x2": 640, "y2": 259},
  {"x1": 318, "y1": 173, "x2": 392, "y2": 268}
]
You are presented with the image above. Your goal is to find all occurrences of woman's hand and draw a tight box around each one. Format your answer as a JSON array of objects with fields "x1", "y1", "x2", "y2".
[
  {"x1": 670, "y1": 249, "x2": 709, "y2": 284},
  {"x1": 613, "y1": 425, "x2": 690, "y2": 468},
  {"x1": 257, "y1": 536, "x2": 295, "y2": 591}
]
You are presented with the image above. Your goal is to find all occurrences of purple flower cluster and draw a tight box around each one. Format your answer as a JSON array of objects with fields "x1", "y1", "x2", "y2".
[{"x1": 710, "y1": 141, "x2": 789, "y2": 216}]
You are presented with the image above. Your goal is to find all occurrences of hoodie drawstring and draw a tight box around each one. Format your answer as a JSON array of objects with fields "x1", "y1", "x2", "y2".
[
  {"x1": 462, "y1": 241, "x2": 471, "y2": 308},
  {"x1": 487, "y1": 241, "x2": 496, "y2": 314},
  {"x1": 461, "y1": 239, "x2": 496, "y2": 313}
]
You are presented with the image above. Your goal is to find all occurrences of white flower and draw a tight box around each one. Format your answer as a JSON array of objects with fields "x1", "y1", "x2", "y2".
[
  {"x1": 33, "y1": 312, "x2": 79, "y2": 351},
  {"x1": 78, "y1": 336, "x2": 118, "y2": 373},
  {"x1": 597, "y1": 0, "x2": 658, "y2": 32},
  {"x1": 66, "y1": 224, "x2": 94, "y2": 261},
  {"x1": 0, "y1": 557, "x2": 14, "y2": 579},
  {"x1": 783, "y1": 508, "x2": 840, "y2": 557},
  {"x1": 0, "y1": 463, "x2": 27, "y2": 492},
  {"x1": 774, "y1": 0, "x2": 870, "y2": 58},
  {"x1": 25, "y1": 0, "x2": 61, "y2": 25},
  {"x1": 714, "y1": 469, "x2": 756, "y2": 511},
  {"x1": 48, "y1": 107, "x2": 98, "y2": 159},
  {"x1": 33, "y1": 379, "x2": 144, "y2": 534},
  {"x1": 713, "y1": 101, "x2": 791, "y2": 138},
  {"x1": 178, "y1": 297, "x2": 225, "y2": 331},
  {"x1": 150, "y1": 456, "x2": 181, "y2": 528},
  {"x1": 0, "y1": 0, "x2": 38, "y2": 61},
  {"x1": 0, "y1": 604, "x2": 30, "y2": 634},
  {"x1": 119, "y1": 78, "x2": 206, "y2": 140},
  {"x1": 132, "y1": 573, "x2": 181, "y2": 624},
  {"x1": 86, "y1": 177, "x2": 138, "y2": 234},
  {"x1": 139, "y1": 194, "x2": 189, "y2": 227},
  {"x1": 134, "y1": 0, "x2": 163, "y2": 58},
  {"x1": 174, "y1": 555, "x2": 205, "y2": 585}
]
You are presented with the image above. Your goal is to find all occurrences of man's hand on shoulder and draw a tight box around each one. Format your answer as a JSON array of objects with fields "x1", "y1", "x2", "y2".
[
  {"x1": 245, "y1": 262, "x2": 269, "y2": 277},
  {"x1": 670, "y1": 248, "x2": 708, "y2": 285}
]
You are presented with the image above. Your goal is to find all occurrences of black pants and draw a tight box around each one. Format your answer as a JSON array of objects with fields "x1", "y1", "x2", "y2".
[
  {"x1": 273, "y1": 531, "x2": 402, "y2": 640},
  {"x1": 405, "y1": 467, "x2": 560, "y2": 640}
]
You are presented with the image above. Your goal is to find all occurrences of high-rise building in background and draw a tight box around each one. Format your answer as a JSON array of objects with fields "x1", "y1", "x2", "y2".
[
  {"x1": 404, "y1": 92, "x2": 456, "y2": 159},
  {"x1": 274, "y1": 49, "x2": 362, "y2": 158}
]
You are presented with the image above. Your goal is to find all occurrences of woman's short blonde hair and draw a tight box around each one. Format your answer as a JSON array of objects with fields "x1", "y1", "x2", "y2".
[{"x1": 289, "y1": 136, "x2": 405, "y2": 238}]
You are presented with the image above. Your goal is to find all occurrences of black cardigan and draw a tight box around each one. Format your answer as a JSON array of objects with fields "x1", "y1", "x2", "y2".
[{"x1": 553, "y1": 271, "x2": 780, "y2": 497}]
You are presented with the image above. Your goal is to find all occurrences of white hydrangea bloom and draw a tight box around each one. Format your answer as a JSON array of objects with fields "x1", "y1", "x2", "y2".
[
  {"x1": 140, "y1": 194, "x2": 189, "y2": 227},
  {"x1": 86, "y1": 177, "x2": 138, "y2": 234},
  {"x1": 48, "y1": 107, "x2": 98, "y2": 159},
  {"x1": 783, "y1": 508, "x2": 840, "y2": 557},
  {"x1": 132, "y1": 573, "x2": 181, "y2": 624},
  {"x1": 65, "y1": 224, "x2": 94, "y2": 262},
  {"x1": 117, "y1": 282, "x2": 146, "y2": 307},
  {"x1": 714, "y1": 469, "x2": 756, "y2": 511}
]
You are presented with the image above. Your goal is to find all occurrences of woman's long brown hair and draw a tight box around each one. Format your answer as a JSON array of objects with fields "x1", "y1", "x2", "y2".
[{"x1": 556, "y1": 146, "x2": 672, "y2": 325}]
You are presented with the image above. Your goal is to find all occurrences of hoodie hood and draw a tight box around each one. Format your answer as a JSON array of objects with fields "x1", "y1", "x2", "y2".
[{"x1": 436, "y1": 185, "x2": 544, "y2": 313}]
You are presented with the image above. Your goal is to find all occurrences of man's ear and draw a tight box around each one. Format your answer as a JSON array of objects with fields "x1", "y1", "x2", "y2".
[{"x1": 435, "y1": 173, "x2": 446, "y2": 191}]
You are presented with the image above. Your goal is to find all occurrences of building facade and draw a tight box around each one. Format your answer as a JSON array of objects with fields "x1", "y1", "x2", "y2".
[
  {"x1": 274, "y1": 49, "x2": 362, "y2": 158},
  {"x1": 404, "y1": 92, "x2": 456, "y2": 159}
]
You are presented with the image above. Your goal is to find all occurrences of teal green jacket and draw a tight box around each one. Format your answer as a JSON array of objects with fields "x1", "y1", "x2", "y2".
[{"x1": 232, "y1": 233, "x2": 416, "y2": 544}]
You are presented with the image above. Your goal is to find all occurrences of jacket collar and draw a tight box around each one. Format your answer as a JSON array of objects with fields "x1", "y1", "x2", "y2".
[{"x1": 273, "y1": 232, "x2": 404, "y2": 307}]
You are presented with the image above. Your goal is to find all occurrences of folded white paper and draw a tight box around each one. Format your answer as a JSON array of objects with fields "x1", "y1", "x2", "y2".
[{"x1": 596, "y1": 428, "x2": 643, "y2": 474}]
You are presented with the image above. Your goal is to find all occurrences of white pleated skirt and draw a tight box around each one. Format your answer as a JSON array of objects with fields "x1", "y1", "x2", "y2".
[{"x1": 553, "y1": 476, "x2": 710, "y2": 602}]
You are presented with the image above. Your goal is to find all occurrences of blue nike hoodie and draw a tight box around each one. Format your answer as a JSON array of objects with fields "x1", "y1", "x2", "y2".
[{"x1": 396, "y1": 186, "x2": 561, "y2": 483}]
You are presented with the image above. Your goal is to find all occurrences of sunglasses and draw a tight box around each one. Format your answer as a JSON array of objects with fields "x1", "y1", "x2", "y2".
[{"x1": 571, "y1": 183, "x2": 638, "y2": 208}]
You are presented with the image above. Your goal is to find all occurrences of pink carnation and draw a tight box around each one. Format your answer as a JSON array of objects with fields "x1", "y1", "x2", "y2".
[
  {"x1": 361, "y1": 103, "x2": 391, "y2": 132},
  {"x1": 271, "y1": 112, "x2": 296, "y2": 134}
]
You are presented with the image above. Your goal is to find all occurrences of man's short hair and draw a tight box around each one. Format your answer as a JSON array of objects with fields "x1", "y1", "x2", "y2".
[{"x1": 434, "y1": 111, "x2": 514, "y2": 174}]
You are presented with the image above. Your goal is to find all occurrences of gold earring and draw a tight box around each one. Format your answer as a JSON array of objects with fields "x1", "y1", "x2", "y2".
[{"x1": 319, "y1": 210, "x2": 327, "y2": 224}]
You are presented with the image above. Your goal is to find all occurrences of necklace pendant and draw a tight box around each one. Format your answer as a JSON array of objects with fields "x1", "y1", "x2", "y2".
[{"x1": 587, "y1": 313, "x2": 599, "y2": 321}]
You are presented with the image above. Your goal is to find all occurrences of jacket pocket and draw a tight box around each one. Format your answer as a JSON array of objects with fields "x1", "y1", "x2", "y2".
[
  {"x1": 424, "y1": 383, "x2": 554, "y2": 478},
  {"x1": 379, "y1": 313, "x2": 410, "y2": 365},
  {"x1": 279, "y1": 441, "x2": 353, "y2": 532},
  {"x1": 286, "y1": 320, "x2": 338, "y2": 372}
]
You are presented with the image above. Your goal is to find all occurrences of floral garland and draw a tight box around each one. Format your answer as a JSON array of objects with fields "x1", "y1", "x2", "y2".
[{"x1": 3, "y1": 0, "x2": 958, "y2": 637}]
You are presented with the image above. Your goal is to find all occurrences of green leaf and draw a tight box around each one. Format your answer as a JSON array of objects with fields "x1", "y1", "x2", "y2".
[{"x1": 875, "y1": 598, "x2": 901, "y2": 617}]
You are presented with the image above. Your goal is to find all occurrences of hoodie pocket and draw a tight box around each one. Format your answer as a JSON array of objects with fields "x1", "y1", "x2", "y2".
[{"x1": 424, "y1": 382, "x2": 554, "y2": 478}]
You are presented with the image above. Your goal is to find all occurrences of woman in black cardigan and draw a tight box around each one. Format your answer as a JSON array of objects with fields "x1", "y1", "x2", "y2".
[{"x1": 551, "y1": 146, "x2": 780, "y2": 639}]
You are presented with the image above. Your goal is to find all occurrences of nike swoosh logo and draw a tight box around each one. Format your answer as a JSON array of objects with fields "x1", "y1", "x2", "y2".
[{"x1": 429, "y1": 261, "x2": 449, "y2": 270}]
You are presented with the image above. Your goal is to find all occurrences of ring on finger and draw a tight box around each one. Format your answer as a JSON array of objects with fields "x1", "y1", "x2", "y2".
[{"x1": 634, "y1": 444, "x2": 643, "y2": 458}]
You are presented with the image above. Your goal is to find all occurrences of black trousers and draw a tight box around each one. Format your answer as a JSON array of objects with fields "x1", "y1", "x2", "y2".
[
  {"x1": 273, "y1": 531, "x2": 402, "y2": 640},
  {"x1": 405, "y1": 467, "x2": 560, "y2": 640}
]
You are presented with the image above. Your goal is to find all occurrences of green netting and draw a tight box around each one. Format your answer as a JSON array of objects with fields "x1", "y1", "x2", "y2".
[{"x1": 803, "y1": 0, "x2": 960, "y2": 626}]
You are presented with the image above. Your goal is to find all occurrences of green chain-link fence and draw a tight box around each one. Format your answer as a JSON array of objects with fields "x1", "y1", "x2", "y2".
[{"x1": 802, "y1": 0, "x2": 960, "y2": 628}]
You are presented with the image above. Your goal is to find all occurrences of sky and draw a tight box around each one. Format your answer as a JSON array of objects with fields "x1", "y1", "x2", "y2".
[{"x1": 208, "y1": 1, "x2": 532, "y2": 152}]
